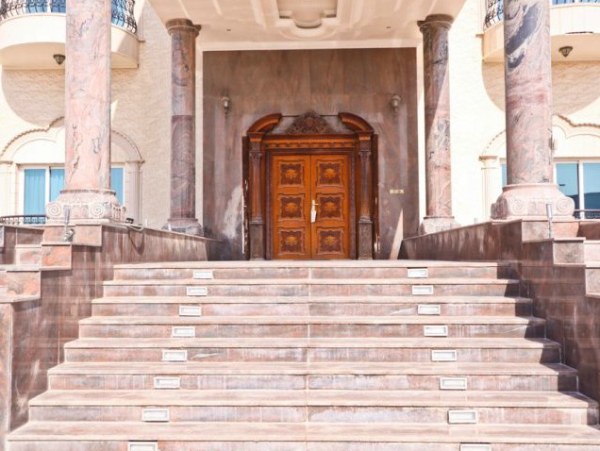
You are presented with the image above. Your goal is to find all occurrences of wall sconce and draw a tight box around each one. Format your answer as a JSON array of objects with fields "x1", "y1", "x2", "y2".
[
  {"x1": 221, "y1": 96, "x2": 231, "y2": 115},
  {"x1": 558, "y1": 46, "x2": 573, "y2": 58},
  {"x1": 53, "y1": 54, "x2": 65, "y2": 65},
  {"x1": 390, "y1": 94, "x2": 401, "y2": 113}
]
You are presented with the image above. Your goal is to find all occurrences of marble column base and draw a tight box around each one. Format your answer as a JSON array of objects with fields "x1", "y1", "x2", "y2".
[
  {"x1": 491, "y1": 183, "x2": 575, "y2": 220},
  {"x1": 419, "y1": 216, "x2": 459, "y2": 235},
  {"x1": 165, "y1": 217, "x2": 202, "y2": 236},
  {"x1": 47, "y1": 189, "x2": 125, "y2": 224}
]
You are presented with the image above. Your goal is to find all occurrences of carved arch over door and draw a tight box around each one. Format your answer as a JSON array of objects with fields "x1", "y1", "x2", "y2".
[{"x1": 243, "y1": 111, "x2": 378, "y2": 260}]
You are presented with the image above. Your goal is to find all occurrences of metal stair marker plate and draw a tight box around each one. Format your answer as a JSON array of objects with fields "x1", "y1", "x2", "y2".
[
  {"x1": 186, "y1": 286, "x2": 208, "y2": 297},
  {"x1": 448, "y1": 409, "x2": 478, "y2": 424},
  {"x1": 418, "y1": 304, "x2": 441, "y2": 315},
  {"x1": 193, "y1": 270, "x2": 214, "y2": 280},
  {"x1": 424, "y1": 325, "x2": 449, "y2": 337},
  {"x1": 179, "y1": 305, "x2": 202, "y2": 317},
  {"x1": 460, "y1": 445, "x2": 491, "y2": 451},
  {"x1": 407, "y1": 268, "x2": 428, "y2": 278},
  {"x1": 440, "y1": 377, "x2": 468, "y2": 391},
  {"x1": 412, "y1": 285, "x2": 434, "y2": 295},
  {"x1": 128, "y1": 443, "x2": 158, "y2": 451},
  {"x1": 162, "y1": 349, "x2": 188, "y2": 362},
  {"x1": 431, "y1": 350, "x2": 457, "y2": 362},
  {"x1": 172, "y1": 326, "x2": 196, "y2": 338},
  {"x1": 154, "y1": 376, "x2": 181, "y2": 390},
  {"x1": 142, "y1": 408, "x2": 170, "y2": 422}
]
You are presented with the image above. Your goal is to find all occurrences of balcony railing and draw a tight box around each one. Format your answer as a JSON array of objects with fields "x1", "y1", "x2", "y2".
[
  {"x1": 0, "y1": 0, "x2": 137, "y2": 34},
  {"x1": 0, "y1": 215, "x2": 46, "y2": 225},
  {"x1": 484, "y1": 0, "x2": 600, "y2": 30}
]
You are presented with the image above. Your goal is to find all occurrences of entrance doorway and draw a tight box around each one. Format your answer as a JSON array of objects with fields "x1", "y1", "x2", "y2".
[
  {"x1": 244, "y1": 111, "x2": 377, "y2": 260},
  {"x1": 271, "y1": 153, "x2": 351, "y2": 259}
]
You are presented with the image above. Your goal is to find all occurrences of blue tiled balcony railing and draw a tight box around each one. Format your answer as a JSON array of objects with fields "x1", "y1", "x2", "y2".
[
  {"x1": 484, "y1": 0, "x2": 600, "y2": 30},
  {"x1": 0, "y1": 0, "x2": 137, "y2": 34}
]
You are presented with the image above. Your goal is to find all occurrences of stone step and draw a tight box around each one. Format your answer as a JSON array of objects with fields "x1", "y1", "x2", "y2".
[
  {"x1": 91, "y1": 295, "x2": 533, "y2": 317},
  {"x1": 77, "y1": 315, "x2": 546, "y2": 339},
  {"x1": 8, "y1": 421, "x2": 600, "y2": 450},
  {"x1": 63, "y1": 337, "x2": 561, "y2": 364},
  {"x1": 584, "y1": 240, "x2": 600, "y2": 262},
  {"x1": 112, "y1": 261, "x2": 514, "y2": 281},
  {"x1": 15, "y1": 244, "x2": 43, "y2": 265},
  {"x1": 47, "y1": 361, "x2": 578, "y2": 392},
  {"x1": 27, "y1": 389, "x2": 598, "y2": 425},
  {"x1": 101, "y1": 278, "x2": 520, "y2": 297}
]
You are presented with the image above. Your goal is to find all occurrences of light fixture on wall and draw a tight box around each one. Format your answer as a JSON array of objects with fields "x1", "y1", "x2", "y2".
[
  {"x1": 53, "y1": 54, "x2": 65, "y2": 65},
  {"x1": 558, "y1": 46, "x2": 573, "y2": 58},
  {"x1": 390, "y1": 94, "x2": 401, "y2": 113},
  {"x1": 221, "y1": 96, "x2": 231, "y2": 115}
]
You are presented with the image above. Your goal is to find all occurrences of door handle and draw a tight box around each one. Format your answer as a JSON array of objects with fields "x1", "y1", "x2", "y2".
[{"x1": 311, "y1": 199, "x2": 319, "y2": 223}]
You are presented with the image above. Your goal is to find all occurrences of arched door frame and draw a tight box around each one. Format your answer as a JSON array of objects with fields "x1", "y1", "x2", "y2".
[{"x1": 243, "y1": 111, "x2": 377, "y2": 260}]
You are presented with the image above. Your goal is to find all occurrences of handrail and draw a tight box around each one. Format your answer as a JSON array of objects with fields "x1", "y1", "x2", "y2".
[
  {"x1": 574, "y1": 209, "x2": 600, "y2": 220},
  {"x1": 0, "y1": 0, "x2": 137, "y2": 34},
  {"x1": 0, "y1": 215, "x2": 47, "y2": 225},
  {"x1": 484, "y1": 0, "x2": 600, "y2": 30}
]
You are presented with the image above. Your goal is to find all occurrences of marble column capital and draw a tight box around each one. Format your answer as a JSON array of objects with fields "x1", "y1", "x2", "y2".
[
  {"x1": 417, "y1": 14, "x2": 454, "y2": 32},
  {"x1": 166, "y1": 18, "x2": 201, "y2": 36}
]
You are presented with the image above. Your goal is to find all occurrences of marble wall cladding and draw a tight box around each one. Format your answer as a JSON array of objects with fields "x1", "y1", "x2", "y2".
[
  {"x1": 521, "y1": 240, "x2": 600, "y2": 404},
  {"x1": 0, "y1": 225, "x2": 209, "y2": 446},
  {"x1": 0, "y1": 227, "x2": 44, "y2": 265},
  {"x1": 203, "y1": 49, "x2": 419, "y2": 259}
]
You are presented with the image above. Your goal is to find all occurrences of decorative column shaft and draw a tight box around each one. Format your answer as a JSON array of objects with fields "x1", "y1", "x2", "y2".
[
  {"x1": 166, "y1": 19, "x2": 201, "y2": 233},
  {"x1": 491, "y1": 0, "x2": 574, "y2": 219},
  {"x1": 418, "y1": 15, "x2": 458, "y2": 235},
  {"x1": 47, "y1": 0, "x2": 123, "y2": 223},
  {"x1": 248, "y1": 136, "x2": 265, "y2": 260},
  {"x1": 357, "y1": 133, "x2": 373, "y2": 259}
]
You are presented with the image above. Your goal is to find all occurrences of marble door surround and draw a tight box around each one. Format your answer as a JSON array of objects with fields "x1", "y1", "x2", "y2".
[
  {"x1": 165, "y1": 18, "x2": 202, "y2": 234},
  {"x1": 47, "y1": 0, "x2": 124, "y2": 223},
  {"x1": 418, "y1": 14, "x2": 459, "y2": 235},
  {"x1": 491, "y1": 0, "x2": 574, "y2": 220}
]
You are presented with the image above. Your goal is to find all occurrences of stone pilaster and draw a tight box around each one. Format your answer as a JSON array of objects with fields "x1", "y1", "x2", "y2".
[
  {"x1": 418, "y1": 14, "x2": 459, "y2": 235},
  {"x1": 165, "y1": 19, "x2": 202, "y2": 234},
  {"x1": 47, "y1": 0, "x2": 124, "y2": 223},
  {"x1": 491, "y1": 0, "x2": 574, "y2": 220}
]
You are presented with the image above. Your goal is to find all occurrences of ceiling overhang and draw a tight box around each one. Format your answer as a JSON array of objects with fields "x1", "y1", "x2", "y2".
[{"x1": 147, "y1": 0, "x2": 466, "y2": 50}]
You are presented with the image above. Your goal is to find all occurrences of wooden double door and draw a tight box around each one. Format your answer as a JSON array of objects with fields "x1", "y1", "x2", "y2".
[{"x1": 270, "y1": 153, "x2": 353, "y2": 259}]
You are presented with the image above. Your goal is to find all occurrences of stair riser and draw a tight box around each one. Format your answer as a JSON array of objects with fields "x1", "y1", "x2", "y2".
[
  {"x1": 29, "y1": 405, "x2": 597, "y2": 425},
  {"x1": 584, "y1": 242, "x2": 600, "y2": 261},
  {"x1": 48, "y1": 373, "x2": 577, "y2": 392},
  {"x1": 92, "y1": 302, "x2": 533, "y2": 317},
  {"x1": 64, "y1": 347, "x2": 560, "y2": 364},
  {"x1": 78, "y1": 323, "x2": 545, "y2": 339},
  {"x1": 112, "y1": 266, "x2": 509, "y2": 281},
  {"x1": 15, "y1": 246, "x2": 42, "y2": 265},
  {"x1": 8, "y1": 442, "x2": 600, "y2": 451},
  {"x1": 102, "y1": 284, "x2": 520, "y2": 298}
]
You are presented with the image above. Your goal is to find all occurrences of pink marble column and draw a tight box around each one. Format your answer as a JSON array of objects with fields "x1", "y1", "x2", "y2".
[
  {"x1": 47, "y1": 0, "x2": 124, "y2": 223},
  {"x1": 418, "y1": 15, "x2": 459, "y2": 235},
  {"x1": 165, "y1": 19, "x2": 201, "y2": 234},
  {"x1": 491, "y1": 0, "x2": 574, "y2": 220}
]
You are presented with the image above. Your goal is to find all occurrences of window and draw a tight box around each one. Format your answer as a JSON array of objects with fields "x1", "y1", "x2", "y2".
[
  {"x1": 555, "y1": 162, "x2": 600, "y2": 216},
  {"x1": 22, "y1": 166, "x2": 124, "y2": 215}
]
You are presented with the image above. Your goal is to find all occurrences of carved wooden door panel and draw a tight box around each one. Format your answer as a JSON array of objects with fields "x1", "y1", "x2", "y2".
[{"x1": 271, "y1": 153, "x2": 351, "y2": 260}]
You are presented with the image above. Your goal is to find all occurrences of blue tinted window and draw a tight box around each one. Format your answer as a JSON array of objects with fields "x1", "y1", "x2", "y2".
[
  {"x1": 49, "y1": 168, "x2": 64, "y2": 201},
  {"x1": 111, "y1": 167, "x2": 124, "y2": 204},
  {"x1": 24, "y1": 169, "x2": 46, "y2": 215},
  {"x1": 584, "y1": 163, "x2": 600, "y2": 210},
  {"x1": 557, "y1": 163, "x2": 580, "y2": 210},
  {"x1": 501, "y1": 163, "x2": 507, "y2": 187}
]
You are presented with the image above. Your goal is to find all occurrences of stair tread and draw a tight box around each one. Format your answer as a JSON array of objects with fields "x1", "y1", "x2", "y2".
[
  {"x1": 103, "y1": 277, "x2": 519, "y2": 286},
  {"x1": 48, "y1": 361, "x2": 577, "y2": 376},
  {"x1": 29, "y1": 389, "x2": 597, "y2": 407},
  {"x1": 114, "y1": 260, "x2": 507, "y2": 269},
  {"x1": 9, "y1": 421, "x2": 600, "y2": 444},
  {"x1": 64, "y1": 337, "x2": 560, "y2": 348},
  {"x1": 79, "y1": 315, "x2": 544, "y2": 325},
  {"x1": 93, "y1": 295, "x2": 532, "y2": 304}
]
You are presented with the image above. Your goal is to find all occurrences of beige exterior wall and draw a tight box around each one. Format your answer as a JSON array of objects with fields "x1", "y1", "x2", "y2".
[{"x1": 1, "y1": 0, "x2": 600, "y2": 235}]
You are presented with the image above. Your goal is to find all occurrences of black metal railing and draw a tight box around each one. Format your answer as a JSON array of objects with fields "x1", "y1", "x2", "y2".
[
  {"x1": 485, "y1": 0, "x2": 600, "y2": 30},
  {"x1": 574, "y1": 209, "x2": 600, "y2": 220},
  {"x1": 0, "y1": 0, "x2": 137, "y2": 34},
  {"x1": 0, "y1": 215, "x2": 47, "y2": 225}
]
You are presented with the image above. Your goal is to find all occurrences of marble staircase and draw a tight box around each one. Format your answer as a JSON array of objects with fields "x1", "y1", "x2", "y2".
[{"x1": 7, "y1": 260, "x2": 600, "y2": 450}]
